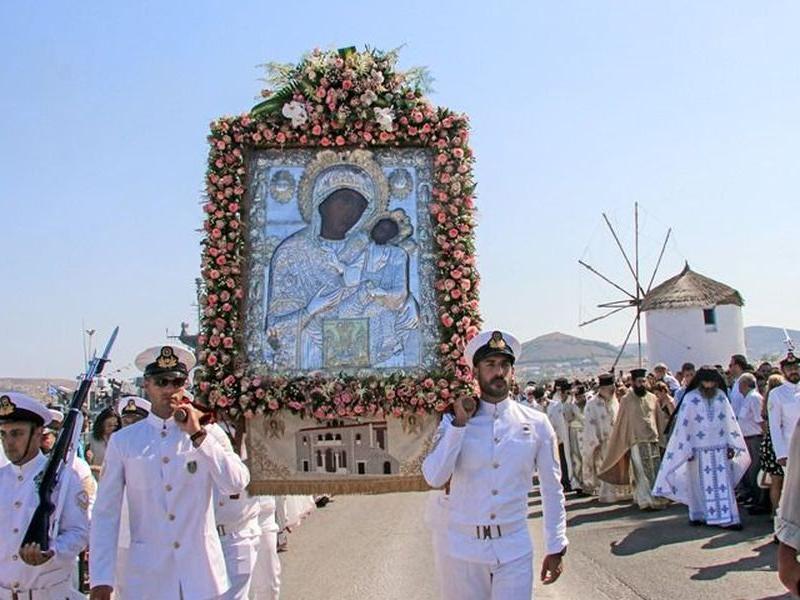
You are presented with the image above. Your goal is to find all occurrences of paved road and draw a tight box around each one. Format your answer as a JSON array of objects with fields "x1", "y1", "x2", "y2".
[{"x1": 279, "y1": 490, "x2": 791, "y2": 600}]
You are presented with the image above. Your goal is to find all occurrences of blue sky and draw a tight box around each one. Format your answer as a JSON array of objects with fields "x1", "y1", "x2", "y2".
[{"x1": 2, "y1": 2, "x2": 798, "y2": 378}]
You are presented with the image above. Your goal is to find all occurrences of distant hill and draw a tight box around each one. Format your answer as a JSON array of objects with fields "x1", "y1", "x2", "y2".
[
  {"x1": 518, "y1": 332, "x2": 629, "y2": 365},
  {"x1": 745, "y1": 326, "x2": 800, "y2": 361}
]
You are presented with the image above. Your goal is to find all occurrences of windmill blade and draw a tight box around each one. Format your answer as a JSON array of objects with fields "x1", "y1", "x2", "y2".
[
  {"x1": 602, "y1": 213, "x2": 645, "y2": 297},
  {"x1": 597, "y1": 299, "x2": 637, "y2": 309},
  {"x1": 610, "y1": 312, "x2": 640, "y2": 372},
  {"x1": 579, "y1": 305, "x2": 630, "y2": 327},
  {"x1": 645, "y1": 228, "x2": 672, "y2": 294},
  {"x1": 578, "y1": 260, "x2": 636, "y2": 300}
]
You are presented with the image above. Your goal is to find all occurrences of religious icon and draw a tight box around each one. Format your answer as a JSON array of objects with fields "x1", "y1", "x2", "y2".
[{"x1": 249, "y1": 148, "x2": 433, "y2": 373}]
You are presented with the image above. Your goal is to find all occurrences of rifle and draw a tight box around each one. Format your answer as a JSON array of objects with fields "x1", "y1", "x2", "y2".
[{"x1": 21, "y1": 326, "x2": 119, "y2": 551}]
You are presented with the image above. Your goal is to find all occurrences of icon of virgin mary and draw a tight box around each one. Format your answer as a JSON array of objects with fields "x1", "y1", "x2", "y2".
[{"x1": 265, "y1": 150, "x2": 420, "y2": 371}]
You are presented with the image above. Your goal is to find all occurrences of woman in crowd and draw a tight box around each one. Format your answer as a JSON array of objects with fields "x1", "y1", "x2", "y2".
[
  {"x1": 760, "y1": 374, "x2": 786, "y2": 514},
  {"x1": 86, "y1": 406, "x2": 121, "y2": 475}
]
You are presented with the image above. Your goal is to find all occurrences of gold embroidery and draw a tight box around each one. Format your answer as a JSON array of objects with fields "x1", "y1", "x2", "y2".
[
  {"x1": 488, "y1": 331, "x2": 506, "y2": 350},
  {"x1": 0, "y1": 395, "x2": 15, "y2": 417},
  {"x1": 156, "y1": 346, "x2": 179, "y2": 369}
]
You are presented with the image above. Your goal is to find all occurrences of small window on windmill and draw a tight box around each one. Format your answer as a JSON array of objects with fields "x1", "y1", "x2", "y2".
[{"x1": 703, "y1": 308, "x2": 717, "y2": 332}]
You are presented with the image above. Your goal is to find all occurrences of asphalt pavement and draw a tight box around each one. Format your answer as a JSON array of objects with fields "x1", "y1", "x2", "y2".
[{"x1": 279, "y1": 489, "x2": 791, "y2": 600}]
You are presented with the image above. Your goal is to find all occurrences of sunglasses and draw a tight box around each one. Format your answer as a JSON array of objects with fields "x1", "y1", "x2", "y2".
[{"x1": 153, "y1": 377, "x2": 187, "y2": 388}]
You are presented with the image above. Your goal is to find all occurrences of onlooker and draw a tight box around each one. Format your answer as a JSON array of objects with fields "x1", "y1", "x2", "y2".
[
  {"x1": 86, "y1": 406, "x2": 121, "y2": 474},
  {"x1": 675, "y1": 362, "x2": 696, "y2": 403},
  {"x1": 653, "y1": 363, "x2": 680, "y2": 395},
  {"x1": 728, "y1": 354, "x2": 749, "y2": 417},
  {"x1": 760, "y1": 374, "x2": 787, "y2": 514},
  {"x1": 735, "y1": 373, "x2": 763, "y2": 505}
]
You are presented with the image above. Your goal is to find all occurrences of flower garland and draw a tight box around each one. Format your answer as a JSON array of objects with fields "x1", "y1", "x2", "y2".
[{"x1": 195, "y1": 47, "x2": 481, "y2": 420}]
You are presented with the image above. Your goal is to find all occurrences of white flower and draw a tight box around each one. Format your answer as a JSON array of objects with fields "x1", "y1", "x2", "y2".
[
  {"x1": 281, "y1": 101, "x2": 308, "y2": 128},
  {"x1": 360, "y1": 89, "x2": 377, "y2": 106},
  {"x1": 374, "y1": 107, "x2": 394, "y2": 132}
]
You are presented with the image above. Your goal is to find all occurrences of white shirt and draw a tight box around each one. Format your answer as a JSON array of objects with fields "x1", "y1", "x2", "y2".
[
  {"x1": 768, "y1": 381, "x2": 800, "y2": 461},
  {"x1": 662, "y1": 374, "x2": 681, "y2": 394},
  {"x1": 89, "y1": 414, "x2": 250, "y2": 599},
  {"x1": 0, "y1": 452, "x2": 90, "y2": 593},
  {"x1": 422, "y1": 397, "x2": 568, "y2": 563},
  {"x1": 729, "y1": 375, "x2": 746, "y2": 417},
  {"x1": 736, "y1": 390, "x2": 764, "y2": 438},
  {"x1": 214, "y1": 487, "x2": 261, "y2": 540}
]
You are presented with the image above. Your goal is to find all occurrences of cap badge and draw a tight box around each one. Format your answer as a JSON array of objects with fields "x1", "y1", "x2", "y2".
[
  {"x1": 123, "y1": 399, "x2": 137, "y2": 414},
  {"x1": 0, "y1": 395, "x2": 15, "y2": 417},
  {"x1": 187, "y1": 460, "x2": 198, "y2": 474},
  {"x1": 156, "y1": 346, "x2": 179, "y2": 369},
  {"x1": 488, "y1": 331, "x2": 507, "y2": 351}
]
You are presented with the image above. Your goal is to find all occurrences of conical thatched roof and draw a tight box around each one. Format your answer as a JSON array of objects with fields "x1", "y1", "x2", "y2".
[{"x1": 642, "y1": 262, "x2": 743, "y2": 311}]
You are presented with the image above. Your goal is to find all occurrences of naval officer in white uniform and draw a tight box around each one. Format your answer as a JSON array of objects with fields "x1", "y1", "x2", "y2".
[
  {"x1": 89, "y1": 345, "x2": 251, "y2": 600},
  {"x1": 423, "y1": 330, "x2": 568, "y2": 600},
  {"x1": 0, "y1": 392, "x2": 91, "y2": 600}
]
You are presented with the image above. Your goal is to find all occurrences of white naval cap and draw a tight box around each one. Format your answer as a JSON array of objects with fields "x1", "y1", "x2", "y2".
[
  {"x1": 464, "y1": 330, "x2": 522, "y2": 367},
  {"x1": 117, "y1": 395, "x2": 152, "y2": 416},
  {"x1": 42, "y1": 408, "x2": 65, "y2": 433},
  {"x1": 0, "y1": 392, "x2": 53, "y2": 427},
  {"x1": 134, "y1": 344, "x2": 196, "y2": 377}
]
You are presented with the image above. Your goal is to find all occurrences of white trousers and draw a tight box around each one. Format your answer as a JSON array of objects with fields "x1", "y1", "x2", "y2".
[
  {"x1": 442, "y1": 553, "x2": 533, "y2": 600},
  {"x1": 220, "y1": 535, "x2": 260, "y2": 600},
  {"x1": 248, "y1": 529, "x2": 281, "y2": 600}
]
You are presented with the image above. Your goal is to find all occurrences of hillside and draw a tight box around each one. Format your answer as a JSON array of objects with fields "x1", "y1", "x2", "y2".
[
  {"x1": 518, "y1": 332, "x2": 628, "y2": 365},
  {"x1": 745, "y1": 326, "x2": 800, "y2": 360}
]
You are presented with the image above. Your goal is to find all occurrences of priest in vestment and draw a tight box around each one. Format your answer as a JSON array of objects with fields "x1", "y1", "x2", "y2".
[
  {"x1": 653, "y1": 366, "x2": 750, "y2": 528},
  {"x1": 599, "y1": 369, "x2": 669, "y2": 510},
  {"x1": 582, "y1": 374, "x2": 631, "y2": 503}
]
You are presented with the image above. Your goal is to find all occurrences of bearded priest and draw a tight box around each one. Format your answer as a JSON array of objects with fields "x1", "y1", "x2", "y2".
[
  {"x1": 599, "y1": 369, "x2": 670, "y2": 510},
  {"x1": 653, "y1": 366, "x2": 750, "y2": 529}
]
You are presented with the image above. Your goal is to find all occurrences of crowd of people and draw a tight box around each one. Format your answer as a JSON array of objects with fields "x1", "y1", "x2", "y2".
[
  {"x1": 509, "y1": 351, "x2": 800, "y2": 532},
  {"x1": 2, "y1": 338, "x2": 800, "y2": 598}
]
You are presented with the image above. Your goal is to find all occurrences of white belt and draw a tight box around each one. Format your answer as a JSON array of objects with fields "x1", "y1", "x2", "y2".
[{"x1": 449, "y1": 519, "x2": 527, "y2": 541}]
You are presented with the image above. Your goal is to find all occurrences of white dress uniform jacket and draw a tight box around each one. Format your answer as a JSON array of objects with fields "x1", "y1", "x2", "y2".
[
  {"x1": 0, "y1": 452, "x2": 90, "y2": 599},
  {"x1": 214, "y1": 432, "x2": 262, "y2": 600},
  {"x1": 248, "y1": 496, "x2": 281, "y2": 600},
  {"x1": 768, "y1": 381, "x2": 800, "y2": 461},
  {"x1": 423, "y1": 398, "x2": 568, "y2": 565},
  {"x1": 90, "y1": 414, "x2": 250, "y2": 599}
]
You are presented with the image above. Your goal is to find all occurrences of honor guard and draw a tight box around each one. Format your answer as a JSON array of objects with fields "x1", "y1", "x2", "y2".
[
  {"x1": 213, "y1": 420, "x2": 262, "y2": 600},
  {"x1": 116, "y1": 396, "x2": 151, "y2": 428},
  {"x1": 423, "y1": 331, "x2": 568, "y2": 600},
  {"x1": 249, "y1": 495, "x2": 282, "y2": 600},
  {"x1": 111, "y1": 395, "x2": 151, "y2": 599},
  {"x1": 89, "y1": 345, "x2": 250, "y2": 600},
  {"x1": 0, "y1": 392, "x2": 91, "y2": 600}
]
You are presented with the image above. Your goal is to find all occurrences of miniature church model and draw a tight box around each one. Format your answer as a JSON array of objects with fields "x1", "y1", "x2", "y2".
[{"x1": 642, "y1": 262, "x2": 746, "y2": 372}]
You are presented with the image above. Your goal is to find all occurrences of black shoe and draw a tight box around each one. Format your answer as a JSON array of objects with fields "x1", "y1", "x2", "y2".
[{"x1": 689, "y1": 520, "x2": 704, "y2": 526}]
